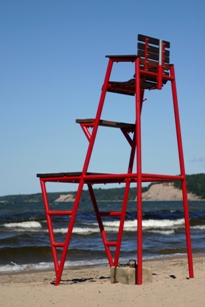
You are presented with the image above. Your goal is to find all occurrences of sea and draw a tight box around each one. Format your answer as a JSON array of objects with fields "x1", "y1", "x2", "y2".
[{"x1": 0, "y1": 200, "x2": 205, "y2": 274}]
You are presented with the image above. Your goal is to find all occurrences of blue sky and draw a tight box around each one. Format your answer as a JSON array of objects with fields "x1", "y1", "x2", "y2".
[{"x1": 1, "y1": 0, "x2": 205, "y2": 196}]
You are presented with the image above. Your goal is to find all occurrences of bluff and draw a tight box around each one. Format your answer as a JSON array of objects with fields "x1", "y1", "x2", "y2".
[
  {"x1": 55, "y1": 182, "x2": 200, "y2": 202},
  {"x1": 140, "y1": 182, "x2": 199, "y2": 201}
]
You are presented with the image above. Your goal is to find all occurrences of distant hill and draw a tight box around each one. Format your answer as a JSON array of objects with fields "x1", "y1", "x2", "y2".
[
  {"x1": 0, "y1": 173, "x2": 204, "y2": 202},
  {"x1": 141, "y1": 182, "x2": 199, "y2": 201},
  {"x1": 173, "y1": 173, "x2": 205, "y2": 199}
]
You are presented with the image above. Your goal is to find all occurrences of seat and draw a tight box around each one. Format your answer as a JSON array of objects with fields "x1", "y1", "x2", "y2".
[{"x1": 107, "y1": 34, "x2": 170, "y2": 95}]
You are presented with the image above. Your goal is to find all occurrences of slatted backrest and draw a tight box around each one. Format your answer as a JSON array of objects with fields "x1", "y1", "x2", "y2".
[{"x1": 137, "y1": 34, "x2": 170, "y2": 89}]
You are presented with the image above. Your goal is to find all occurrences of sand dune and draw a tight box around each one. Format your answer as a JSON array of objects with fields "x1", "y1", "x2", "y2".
[
  {"x1": 55, "y1": 183, "x2": 200, "y2": 202},
  {"x1": 141, "y1": 182, "x2": 199, "y2": 201}
]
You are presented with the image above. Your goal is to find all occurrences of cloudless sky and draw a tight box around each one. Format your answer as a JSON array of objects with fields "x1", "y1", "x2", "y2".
[{"x1": 1, "y1": 0, "x2": 205, "y2": 196}]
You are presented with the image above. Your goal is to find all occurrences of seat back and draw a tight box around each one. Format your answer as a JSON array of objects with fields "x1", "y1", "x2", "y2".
[{"x1": 137, "y1": 34, "x2": 170, "y2": 89}]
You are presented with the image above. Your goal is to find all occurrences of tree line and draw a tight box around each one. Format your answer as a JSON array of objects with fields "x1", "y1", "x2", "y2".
[{"x1": 1, "y1": 173, "x2": 205, "y2": 202}]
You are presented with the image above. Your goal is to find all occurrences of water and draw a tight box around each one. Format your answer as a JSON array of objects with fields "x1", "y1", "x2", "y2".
[{"x1": 0, "y1": 200, "x2": 205, "y2": 274}]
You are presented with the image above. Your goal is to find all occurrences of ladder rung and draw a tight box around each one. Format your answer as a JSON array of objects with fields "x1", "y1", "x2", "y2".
[
  {"x1": 100, "y1": 211, "x2": 122, "y2": 216},
  {"x1": 105, "y1": 241, "x2": 117, "y2": 247},
  {"x1": 47, "y1": 210, "x2": 73, "y2": 216},
  {"x1": 53, "y1": 242, "x2": 65, "y2": 247}
]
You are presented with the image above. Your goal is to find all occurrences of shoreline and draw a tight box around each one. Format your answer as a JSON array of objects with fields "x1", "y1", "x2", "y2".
[
  {"x1": 1, "y1": 253, "x2": 204, "y2": 281},
  {"x1": 1, "y1": 254, "x2": 205, "y2": 307},
  {"x1": 1, "y1": 252, "x2": 204, "y2": 277}
]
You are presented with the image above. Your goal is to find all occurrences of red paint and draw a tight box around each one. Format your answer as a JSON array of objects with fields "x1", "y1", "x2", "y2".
[{"x1": 37, "y1": 35, "x2": 194, "y2": 285}]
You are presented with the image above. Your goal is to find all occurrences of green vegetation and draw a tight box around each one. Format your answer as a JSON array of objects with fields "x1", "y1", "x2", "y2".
[
  {"x1": 0, "y1": 173, "x2": 205, "y2": 202},
  {"x1": 0, "y1": 186, "x2": 149, "y2": 203},
  {"x1": 80, "y1": 186, "x2": 149, "y2": 202},
  {"x1": 173, "y1": 173, "x2": 205, "y2": 199},
  {"x1": 0, "y1": 192, "x2": 72, "y2": 203}
]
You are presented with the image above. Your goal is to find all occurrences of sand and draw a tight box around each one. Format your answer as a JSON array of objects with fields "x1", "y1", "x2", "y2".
[
  {"x1": 141, "y1": 183, "x2": 200, "y2": 201},
  {"x1": 1, "y1": 254, "x2": 205, "y2": 307}
]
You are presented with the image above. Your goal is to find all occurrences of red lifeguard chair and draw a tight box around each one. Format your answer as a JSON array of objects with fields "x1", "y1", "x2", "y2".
[{"x1": 37, "y1": 34, "x2": 194, "y2": 285}]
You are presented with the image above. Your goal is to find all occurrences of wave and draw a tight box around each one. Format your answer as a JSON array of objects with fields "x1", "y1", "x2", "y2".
[
  {"x1": 92, "y1": 218, "x2": 185, "y2": 229},
  {"x1": 2, "y1": 218, "x2": 185, "y2": 235},
  {"x1": 191, "y1": 225, "x2": 205, "y2": 230},
  {"x1": 3, "y1": 221, "x2": 42, "y2": 229},
  {"x1": 54, "y1": 227, "x2": 100, "y2": 235},
  {"x1": 147, "y1": 230, "x2": 175, "y2": 235},
  {"x1": 0, "y1": 258, "x2": 108, "y2": 274},
  {"x1": 51, "y1": 218, "x2": 185, "y2": 235},
  {"x1": 0, "y1": 261, "x2": 54, "y2": 273},
  {"x1": 142, "y1": 219, "x2": 184, "y2": 228}
]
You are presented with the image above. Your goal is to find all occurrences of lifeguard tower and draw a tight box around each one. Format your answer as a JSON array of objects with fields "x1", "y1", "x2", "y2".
[{"x1": 37, "y1": 34, "x2": 194, "y2": 285}]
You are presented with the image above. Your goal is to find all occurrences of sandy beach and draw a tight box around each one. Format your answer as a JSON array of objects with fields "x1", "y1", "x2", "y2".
[{"x1": 1, "y1": 254, "x2": 205, "y2": 307}]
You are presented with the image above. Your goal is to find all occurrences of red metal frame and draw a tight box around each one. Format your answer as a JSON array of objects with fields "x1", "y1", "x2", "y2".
[{"x1": 38, "y1": 38, "x2": 194, "y2": 285}]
